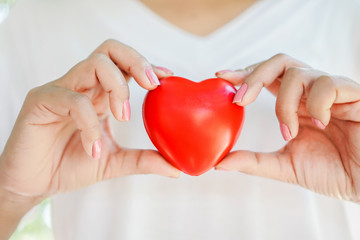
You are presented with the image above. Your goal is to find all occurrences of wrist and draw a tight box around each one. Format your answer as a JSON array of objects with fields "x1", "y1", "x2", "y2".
[
  {"x1": 0, "y1": 189, "x2": 36, "y2": 240},
  {"x1": 0, "y1": 155, "x2": 41, "y2": 239},
  {"x1": 0, "y1": 153, "x2": 42, "y2": 209}
]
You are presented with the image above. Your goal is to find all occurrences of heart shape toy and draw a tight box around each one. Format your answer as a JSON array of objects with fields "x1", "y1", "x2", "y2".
[{"x1": 143, "y1": 76, "x2": 245, "y2": 176}]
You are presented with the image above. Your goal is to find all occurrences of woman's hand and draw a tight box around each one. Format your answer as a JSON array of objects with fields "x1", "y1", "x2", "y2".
[
  {"x1": 0, "y1": 39, "x2": 179, "y2": 218},
  {"x1": 216, "y1": 54, "x2": 360, "y2": 203}
]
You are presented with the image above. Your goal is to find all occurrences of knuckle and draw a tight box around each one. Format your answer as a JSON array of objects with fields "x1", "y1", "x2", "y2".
[
  {"x1": 273, "y1": 53, "x2": 290, "y2": 61},
  {"x1": 252, "y1": 80, "x2": 264, "y2": 90},
  {"x1": 316, "y1": 75, "x2": 334, "y2": 86},
  {"x1": 88, "y1": 53, "x2": 109, "y2": 65},
  {"x1": 26, "y1": 86, "x2": 41, "y2": 100},
  {"x1": 284, "y1": 68, "x2": 309, "y2": 85},
  {"x1": 313, "y1": 75, "x2": 336, "y2": 98},
  {"x1": 102, "y1": 39, "x2": 118, "y2": 48},
  {"x1": 306, "y1": 75, "x2": 336, "y2": 114},
  {"x1": 127, "y1": 55, "x2": 149, "y2": 74},
  {"x1": 131, "y1": 51, "x2": 148, "y2": 65},
  {"x1": 135, "y1": 151, "x2": 153, "y2": 173},
  {"x1": 25, "y1": 84, "x2": 51, "y2": 103},
  {"x1": 71, "y1": 93, "x2": 90, "y2": 107},
  {"x1": 285, "y1": 67, "x2": 305, "y2": 78},
  {"x1": 24, "y1": 88, "x2": 41, "y2": 106}
]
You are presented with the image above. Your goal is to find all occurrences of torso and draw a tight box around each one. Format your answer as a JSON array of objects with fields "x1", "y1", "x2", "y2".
[
  {"x1": 140, "y1": 0, "x2": 258, "y2": 36},
  {"x1": 2, "y1": 0, "x2": 360, "y2": 239}
]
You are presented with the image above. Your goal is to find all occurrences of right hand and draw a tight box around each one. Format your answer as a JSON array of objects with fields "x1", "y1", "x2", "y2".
[
  {"x1": 216, "y1": 54, "x2": 360, "y2": 203},
  {"x1": 0, "y1": 39, "x2": 180, "y2": 206}
]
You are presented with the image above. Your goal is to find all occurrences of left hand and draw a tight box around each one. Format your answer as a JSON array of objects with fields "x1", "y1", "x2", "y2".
[
  {"x1": 0, "y1": 40, "x2": 179, "y2": 203},
  {"x1": 215, "y1": 53, "x2": 360, "y2": 203}
]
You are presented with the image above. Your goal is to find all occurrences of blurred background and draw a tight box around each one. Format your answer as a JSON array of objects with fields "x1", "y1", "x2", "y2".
[
  {"x1": 10, "y1": 199, "x2": 54, "y2": 240},
  {"x1": 2, "y1": 0, "x2": 360, "y2": 239},
  {"x1": 1, "y1": 2, "x2": 53, "y2": 240}
]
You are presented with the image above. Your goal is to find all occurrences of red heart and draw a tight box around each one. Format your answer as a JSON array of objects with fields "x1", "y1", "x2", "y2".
[{"x1": 143, "y1": 76, "x2": 245, "y2": 176}]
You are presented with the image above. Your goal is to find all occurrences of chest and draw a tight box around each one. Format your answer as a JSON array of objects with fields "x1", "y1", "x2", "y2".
[{"x1": 139, "y1": 0, "x2": 258, "y2": 37}]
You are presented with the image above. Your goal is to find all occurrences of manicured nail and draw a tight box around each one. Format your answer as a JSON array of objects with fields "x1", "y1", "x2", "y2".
[
  {"x1": 279, "y1": 122, "x2": 292, "y2": 141},
  {"x1": 122, "y1": 100, "x2": 131, "y2": 121},
  {"x1": 168, "y1": 171, "x2": 181, "y2": 178},
  {"x1": 215, "y1": 167, "x2": 233, "y2": 172},
  {"x1": 312, "y1": 118, "x2": 326, "y2": 129},
  {"x1": 154, "y1": 66, "x2": 173, "y2": 74},
  {"x1": 216, "y1": 70, "x2": 233, "y2": 75},
  {"x1": 92, "y1": 139, "x2": 101, "y2": 159},
  {"x1": 233, "y1": 83, "x2": 248, "y2": 103},
  {"x1": 146, "y1": 68, "x2": 160, "y2": 85}
]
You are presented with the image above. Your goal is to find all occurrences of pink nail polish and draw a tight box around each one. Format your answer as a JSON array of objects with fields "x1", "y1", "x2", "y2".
[
  {"x1": 215, "y1": 167, "x2": 233, "y2": 172},
  {"x1": 233, "y1": 83, "x2": 248, "y2": 103},
  {"x1": 154, "y1": 66, "x2": 173, "y2": 74},
  {"x1": 312, "y1": 118, "x2": 326, "y2": 129},
  {"x1": 92, "y1": 139, "x2": 101, "y2": 159},
  {"x1": 122, "y1": 100, "x2": 131, "y2": 121},
  {"x1": 216, "y1": 70, "x2": 233, "y2": 75},
  {"x1": 279, "y1": 122, "x2": 292, "y2": 141},
  {"x1": 146, "y1": 68, "x2": 160, "y2": 85}
]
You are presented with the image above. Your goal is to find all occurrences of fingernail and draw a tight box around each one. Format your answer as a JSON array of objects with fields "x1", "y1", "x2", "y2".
[
  {"x1": 312, "y1": 118, "x2": 326, "y2": 129},
  {"x1": 92, "y1": 139, "x2": 101, "y2": 159},
  {"x1": 154, "y1": 66, "x2": 173, "y2": 74},
  {"x1": 122, "y1": 100, "x2": 131, "y2": 121},
  {"x1": 146, "y1": 68, "x2": 160, "y2": 85},
  {"x1": 215, "y1": 167, "x2": 233, "y2": 172},
  {"x1": 169, "y1": 171, "x2": 181, "y2": 178},
  {"x1": 233, "y1": 83, "x2": 248, "y2": 103},
  {"x1": 216, "y1": 69, "x2": 233, "y2": 75},
  {"x1": 279, "y1": 122, "x2": 292, "y2": 141}
]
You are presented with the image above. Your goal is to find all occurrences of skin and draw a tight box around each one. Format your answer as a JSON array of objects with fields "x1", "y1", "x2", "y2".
[
  {"x1": 216, "y1": 54, "x2": 360, "y2": 203},
  {"x1": 140, "y1": 0, "x2": 257, "y2": 36},
  {"x1": 140, "y1": 0, "x2": 360, "y2": 203},
  {"x1": 0, "y1": 39, "x2": 180, "y2": 239},
  {"x1": 1, "y1": 0, "x2": 359, "y2": 238}
]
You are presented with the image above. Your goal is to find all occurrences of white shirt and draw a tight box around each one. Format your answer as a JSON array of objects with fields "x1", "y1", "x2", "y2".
[{"x1": 1, "y1": 0, "x2": 360, "y2": 239}]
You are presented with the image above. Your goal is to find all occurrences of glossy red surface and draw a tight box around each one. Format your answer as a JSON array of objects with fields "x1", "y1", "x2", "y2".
[{"x1": 143, "y1": 76, "x2": 245, "y2": 176}]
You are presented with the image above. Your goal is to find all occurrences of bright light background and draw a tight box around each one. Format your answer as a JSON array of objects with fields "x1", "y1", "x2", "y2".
[
  {"x1": 3, "y1": 0, "x2": 360, "y2": 239},
  {"x1": 2, "y1": 1, "x2": 53, "y2": 239},
  {"x1": 10, "y1": 199, "x2": 54, "y2": 240}
]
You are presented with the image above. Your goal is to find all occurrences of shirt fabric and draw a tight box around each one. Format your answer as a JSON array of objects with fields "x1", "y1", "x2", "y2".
[{"x1": 1, "y1": 0, "x2": 360, "y2": 239}]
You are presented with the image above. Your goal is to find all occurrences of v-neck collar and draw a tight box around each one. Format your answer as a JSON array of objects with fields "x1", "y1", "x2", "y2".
[
  {"x1": 131, "y1": 0, "x2": 273, "y2": 43},
  {"x1": 97, "y1": 0, "x2": 314, "y2": 79}
]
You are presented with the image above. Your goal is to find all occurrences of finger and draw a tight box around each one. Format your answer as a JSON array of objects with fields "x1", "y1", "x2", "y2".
[
  {"x1": 231, "y1": 54, "x2": 308, "y2": 106},
  {"x1": 153, "y1": 65, "x2": 174, "y2": 79},
  {"x1": 125, "y1": 65, "x2": 173, "y2": 82},
  {"x1": 58, "y1": 53, "x2": 130, "y2": 122},
  {"x1": 215, "y1": 70, "x2": 249, "y2": 86},
  {"x1": 215, "y1": 61, "x2": 264, "y2": 86},
  {"x1": 103, "y1": 149, "x2": 181, "y2": 179},
  {"x1": 307, "y1": 75, "x2": 360, "y2": 125},
  {"x1": 93, "y1": 39, "x2": 160, "y2": 90},
  {"x1": 26, "y1": 85, "x2": 101, "y2": 159},
  {"x1": 331, "y1": 102, "x2": 360, "y2": 122},
  {"x1": 275, "y1": 67, "x2": 318, "y2": 140},
  {"x1": 215, "y1": 150, "x2": 299, "y2": 185}
]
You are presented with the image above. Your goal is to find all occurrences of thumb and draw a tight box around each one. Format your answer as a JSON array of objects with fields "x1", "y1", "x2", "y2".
[
  {"x1": 104, "y1": 149, "x2": 181, "y2": 179},
  {"x1": 215, "y1": 150, "x2": 299, "y2": 185}
]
